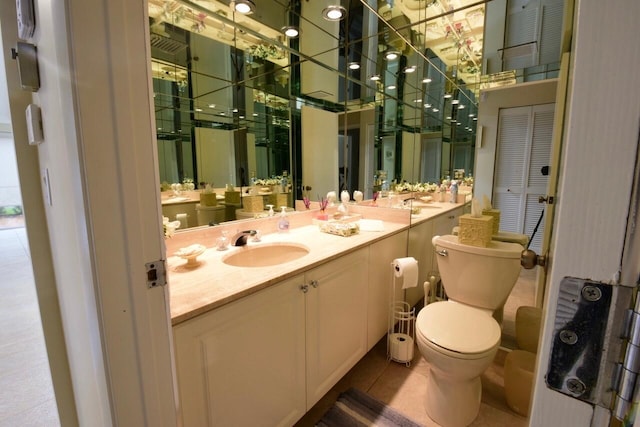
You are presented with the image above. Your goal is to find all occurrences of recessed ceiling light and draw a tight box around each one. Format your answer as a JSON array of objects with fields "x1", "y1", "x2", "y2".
[
  {"x1": 282, "y1": 26, "x2": 300, "y2": 38},
  {"x1": 231, "y1": 0, "x2": 255, "y2": 14},
  {"x1": 233, "y1": 108, "x2": 238, "y2": 113},
  {"x1": 451, "y1": 99, "x2": 459, "y2": 104},
  {"x1": 458, "y1": 104, "x2": 465, "y2": 109},
  {"x1": 253, "y1": 113, "x2": 259, "y2": 117},
  {"x1": 322, "y1": 5, "x2": 346, "y2": 21},
  {"x1": 387, "y1": 85, "x2": 396, "y2": 90},
  {"x1": 422, "y1": 78, "x2": 432, "y2": 83},
  {"x1": 473, "y1": 117, "x2": 478, "y2": 120},
  {"x1": 469, "y1": 113, "x2": 475, "y2": 117},
  {"x1": 413, "y1": 99, "x2": 422, "y2": 103},
  {"x1": 444, "y1": 93, "x2": 452, "y2": 99},
  {"x1": 240, "y1": 115, "x2": 245, "y2": 119},
  {"x1": 208, "y1": 104, "x2": 216, "y2": 108},
  {"x1": 432, "y1": 108, "x2": 439, "y2": 112},
  {"x1": 195, "y1": 108, "x2": 203, "y2": 112},
  {"x1": 404, "y1": 66, "x2": 416, "y2": 73},
  {"x1": 424, "y1": 103, "x2": 431, "y2": 108},
  {"x1": 446, "y1": 116, "x2": 452, "y2": 120},
  {"x1": 369, "y1": 74, "x2": 381, "y2": 81},
  {"x1": 348, "y1": 62, "x2": 360, "y2": 70}
]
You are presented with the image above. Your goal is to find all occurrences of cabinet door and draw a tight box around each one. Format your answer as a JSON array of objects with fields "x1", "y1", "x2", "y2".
[
  {"x1": 433, "y1": 206, "x2": 463, "y2": 237},
  {"x1": 305, "y1": 248, "x2": 368, "y2": 408},
  {"x1": 173, "y1": 275, "x2": 306, "y2": 427},
  {"x1": 407, "y1": 220, "x2": 435, "y2": 307},
  {"x1": 367, "y1": 230, "x2": 408, "y2": 349}
]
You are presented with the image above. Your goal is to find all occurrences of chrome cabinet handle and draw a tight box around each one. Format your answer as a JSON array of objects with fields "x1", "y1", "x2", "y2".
[
  {"x1": 309, "y1": 280, "x2": 319, "y2": 288},
  {"x1": 300, "y1": 284, "x2": 309, "y2": 293},
  {"x1": 436, "y1": 249, "x2": 448, "y2": 257}
]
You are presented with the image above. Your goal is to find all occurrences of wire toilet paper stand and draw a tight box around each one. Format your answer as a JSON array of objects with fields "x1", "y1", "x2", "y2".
[{"x1": 387, "y1": 264, "x2": 416, "y2": 367}]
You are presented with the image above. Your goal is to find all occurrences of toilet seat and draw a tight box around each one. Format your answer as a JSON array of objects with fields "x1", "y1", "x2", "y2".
[{"x1": 417, "y1": 301, "x2": 501, "y2": 358}]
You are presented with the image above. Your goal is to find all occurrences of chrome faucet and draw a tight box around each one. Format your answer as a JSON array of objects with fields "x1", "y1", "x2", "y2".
[{"x1": 232, "y1": 230, "x2": 257, "y2": 246}]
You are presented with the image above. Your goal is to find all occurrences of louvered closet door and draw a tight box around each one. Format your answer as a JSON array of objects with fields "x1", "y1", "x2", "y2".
[
  {"x1": 503, "y1": 0, "x2": 563, "y2": 71},
  {"x1": 493, "y1": 104, "x2": 554, "y2": 253}
]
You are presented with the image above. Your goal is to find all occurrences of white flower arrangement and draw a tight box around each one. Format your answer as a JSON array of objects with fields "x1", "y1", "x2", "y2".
[
  {"x1": 395, "y1": 181, "x2": 438, "y2": 193},
  {"x1": 254, "y1": 176, "x2": 283, "y2": 186}
]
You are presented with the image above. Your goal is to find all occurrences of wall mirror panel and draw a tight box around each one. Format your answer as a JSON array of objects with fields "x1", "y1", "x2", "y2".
[{"x1": 150, "y1": 0, "x2": 486, "y2": 229}]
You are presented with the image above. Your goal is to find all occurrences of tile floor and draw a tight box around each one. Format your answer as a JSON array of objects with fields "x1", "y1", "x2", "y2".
[
  {"x1": 0, "y1": 227, "x2": 60, "y2": 427},
  {"x1": 0, "y1": 224, "x2": 535, "y2": 427},
  {"x1": 295, "y1": 333, "x2": 529, "y2": 427}
]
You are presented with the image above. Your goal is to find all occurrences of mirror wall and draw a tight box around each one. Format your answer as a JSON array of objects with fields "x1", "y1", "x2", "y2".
[{"x1": 150, "y1": 0, "x2": 483, "y2": 227}]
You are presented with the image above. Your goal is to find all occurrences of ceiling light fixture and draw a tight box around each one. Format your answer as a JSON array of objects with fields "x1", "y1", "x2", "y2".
[
  {"x1": 387, "y1": 85, "x2": 396, "y2": 90},
  {"x1": 444, "y1": 93, "x2": 452, "y2": 99},
  {"x1": 384, "y1": 49, "x2": 400, "y2": 60},
  {"x1": 458, "y1": 104, "x2": 465, "y2": 109},
  {"x1": 282, "y1": 25, "x2": 300, "y2": 38},
  {"x1": 231, "y1": 0, "x2": 255, "y2": 14},
  {"x1": 369, "y1": 74, "x2": 381, "y2": 81},
  {"x1": 422, "y1": 77, "x2": 432, "y2": 83},
  {"x1": 348, "y1": 62, "x2": 360, "y2": 70},
  {"x1": 432, "y1": 108, "x2": 439, "y2": 112},
  {"x1": 322, "y1": 5, "x2": 346, "y2": 21},
  {"x1": 404, "y1": 66, "x2": 417, "y2": 73},
  {"x1": 451, "y1": 99, "x2": 459, "y2": 104},
  {"x1": 424, "y1": 103, "x2": 432, "y2": 108}
]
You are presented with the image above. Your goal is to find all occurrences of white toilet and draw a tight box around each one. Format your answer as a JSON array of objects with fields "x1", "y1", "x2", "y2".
[{"x1": 416, "y1": 235, "x2": 523, "y2": 427}]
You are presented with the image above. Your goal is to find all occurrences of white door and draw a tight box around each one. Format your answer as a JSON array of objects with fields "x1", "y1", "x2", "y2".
[{"x1": 493, "y1": 103, "x2": 554, "y2": 254}]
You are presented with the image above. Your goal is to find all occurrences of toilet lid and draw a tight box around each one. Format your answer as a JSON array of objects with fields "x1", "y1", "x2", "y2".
[{"x1": 417, "y1": 301, "x2": 501, "y2": 354}]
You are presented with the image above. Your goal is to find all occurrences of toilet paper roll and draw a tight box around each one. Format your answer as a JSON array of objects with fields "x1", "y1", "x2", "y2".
[
  {"x1": 393, "y1": 257, "x2": 418, "y2": 289},
  {"x1": 389, "y1": 333, "x2": 414, "y2": 362}
]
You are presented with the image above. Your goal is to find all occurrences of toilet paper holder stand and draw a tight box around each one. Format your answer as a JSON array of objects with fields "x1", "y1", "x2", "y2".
[{"x1": 387, "y1": 266, "x2": 416, "y2": 367}]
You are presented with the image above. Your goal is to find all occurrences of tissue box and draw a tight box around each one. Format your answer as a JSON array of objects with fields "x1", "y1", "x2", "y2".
[
  {"x1": 200, "y1": 192, "x2": 218, "y2": 206},
  {"x1": 224, "y1": 191, "x2": 241, "y2": 204},
  {"x1": 267, "y1": 193, "x2": 288, "y2": 208},
  {"x1": 458, "y1": 214, "x2": 494, "y2": 247},
  {"x1": 243, "y1": 195, "x2": 264, "y2": 213},
  {"x1": 482, "y1": 209, "x2": 500, "y2": 234}
]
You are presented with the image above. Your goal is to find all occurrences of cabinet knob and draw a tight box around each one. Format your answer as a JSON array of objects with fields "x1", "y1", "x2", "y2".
[
  {"x1": 309, "y1": 280, "x2": 319, "y2": 288},
  {"x1": 300, "y1": 284, "x2": 309, "y2": 293}
]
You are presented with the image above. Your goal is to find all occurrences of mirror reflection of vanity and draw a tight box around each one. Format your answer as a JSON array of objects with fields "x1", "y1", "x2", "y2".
[{"x1": 149, "y1": 0, "x2": 484, "y2": 229}]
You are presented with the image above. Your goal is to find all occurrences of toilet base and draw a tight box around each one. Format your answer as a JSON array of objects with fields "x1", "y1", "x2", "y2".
[{"x1": 425, "y1": 368, "x2": 481, "y2": 427}]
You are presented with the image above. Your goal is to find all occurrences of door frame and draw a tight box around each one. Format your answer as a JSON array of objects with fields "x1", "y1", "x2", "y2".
[{"x1": 530, "y1": 1, "x2": 640, "y2": 425}]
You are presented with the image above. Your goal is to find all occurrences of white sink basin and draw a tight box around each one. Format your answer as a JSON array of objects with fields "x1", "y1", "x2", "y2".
[{"x1": 222, "y1": 242, "x2": 310, "y2": 267}]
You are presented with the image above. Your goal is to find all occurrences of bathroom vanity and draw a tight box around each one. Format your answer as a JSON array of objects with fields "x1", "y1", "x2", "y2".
[{"x1": 166, "y1": 200, "x2": 467, "y2": 426}]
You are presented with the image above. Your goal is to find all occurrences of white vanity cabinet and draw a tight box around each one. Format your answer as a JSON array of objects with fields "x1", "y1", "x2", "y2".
[
  {"x1": 305, "y1": 247, "x2": 369, "y2": 408},
  {"x1": 173, "y1": 247, "x2": 370, "y2": 426},
  {"x1": 366, "y1": 230, "x2": 408, "y2": 350},
  {"x1": 406, "y1": 220, "x2": 435, "y2": 307},
  {"x1": 173, "y1": 274, "x2": 307, "y2": 427},
  {"x1": 432, "y1": 206, "x2": 464, "y2": 237}
]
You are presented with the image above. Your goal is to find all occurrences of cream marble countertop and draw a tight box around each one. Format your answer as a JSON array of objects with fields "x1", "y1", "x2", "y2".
[{"x1": 166, "y1": 200, "x2": 467, "y2": 325}]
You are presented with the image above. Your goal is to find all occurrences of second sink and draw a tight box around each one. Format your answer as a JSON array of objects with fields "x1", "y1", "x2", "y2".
[{"x1": 222, "y1": 242, "x2": 310, "y2": 267}]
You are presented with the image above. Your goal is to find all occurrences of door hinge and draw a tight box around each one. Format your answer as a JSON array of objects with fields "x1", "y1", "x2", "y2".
[
  {"x1": 145, "y1": 259, "x2": 167, "y2": 288},
  {"x1": 545, "y1": 277, "x2": 635, "y2": 421},
  {"x1": 611, "y1": 295, "x2": 640, "y2": 422}
]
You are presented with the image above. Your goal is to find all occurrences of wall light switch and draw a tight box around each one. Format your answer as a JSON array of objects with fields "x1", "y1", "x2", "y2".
[{"x1": 25, "y1": 103, "x2": 43, "y2": 145}]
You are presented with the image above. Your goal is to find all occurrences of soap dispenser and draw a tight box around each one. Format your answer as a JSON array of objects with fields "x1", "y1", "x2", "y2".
[{"x1": 277, "y1": 206, "x2": 290, "y2": 232}]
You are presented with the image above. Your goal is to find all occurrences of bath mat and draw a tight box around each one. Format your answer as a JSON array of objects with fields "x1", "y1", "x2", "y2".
[{"x1": 316, "y1": 387, "x2": 423, "y2": 427}]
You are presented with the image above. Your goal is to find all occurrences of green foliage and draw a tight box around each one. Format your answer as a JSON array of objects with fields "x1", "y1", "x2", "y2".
[{"x1": 0, "y1": 205, "x2": 23, "y2": 216}]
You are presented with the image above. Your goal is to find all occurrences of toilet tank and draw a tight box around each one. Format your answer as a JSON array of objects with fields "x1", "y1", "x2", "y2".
[{"x1": 433, "y1": 235, "x2": 523, "y2": 310}]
